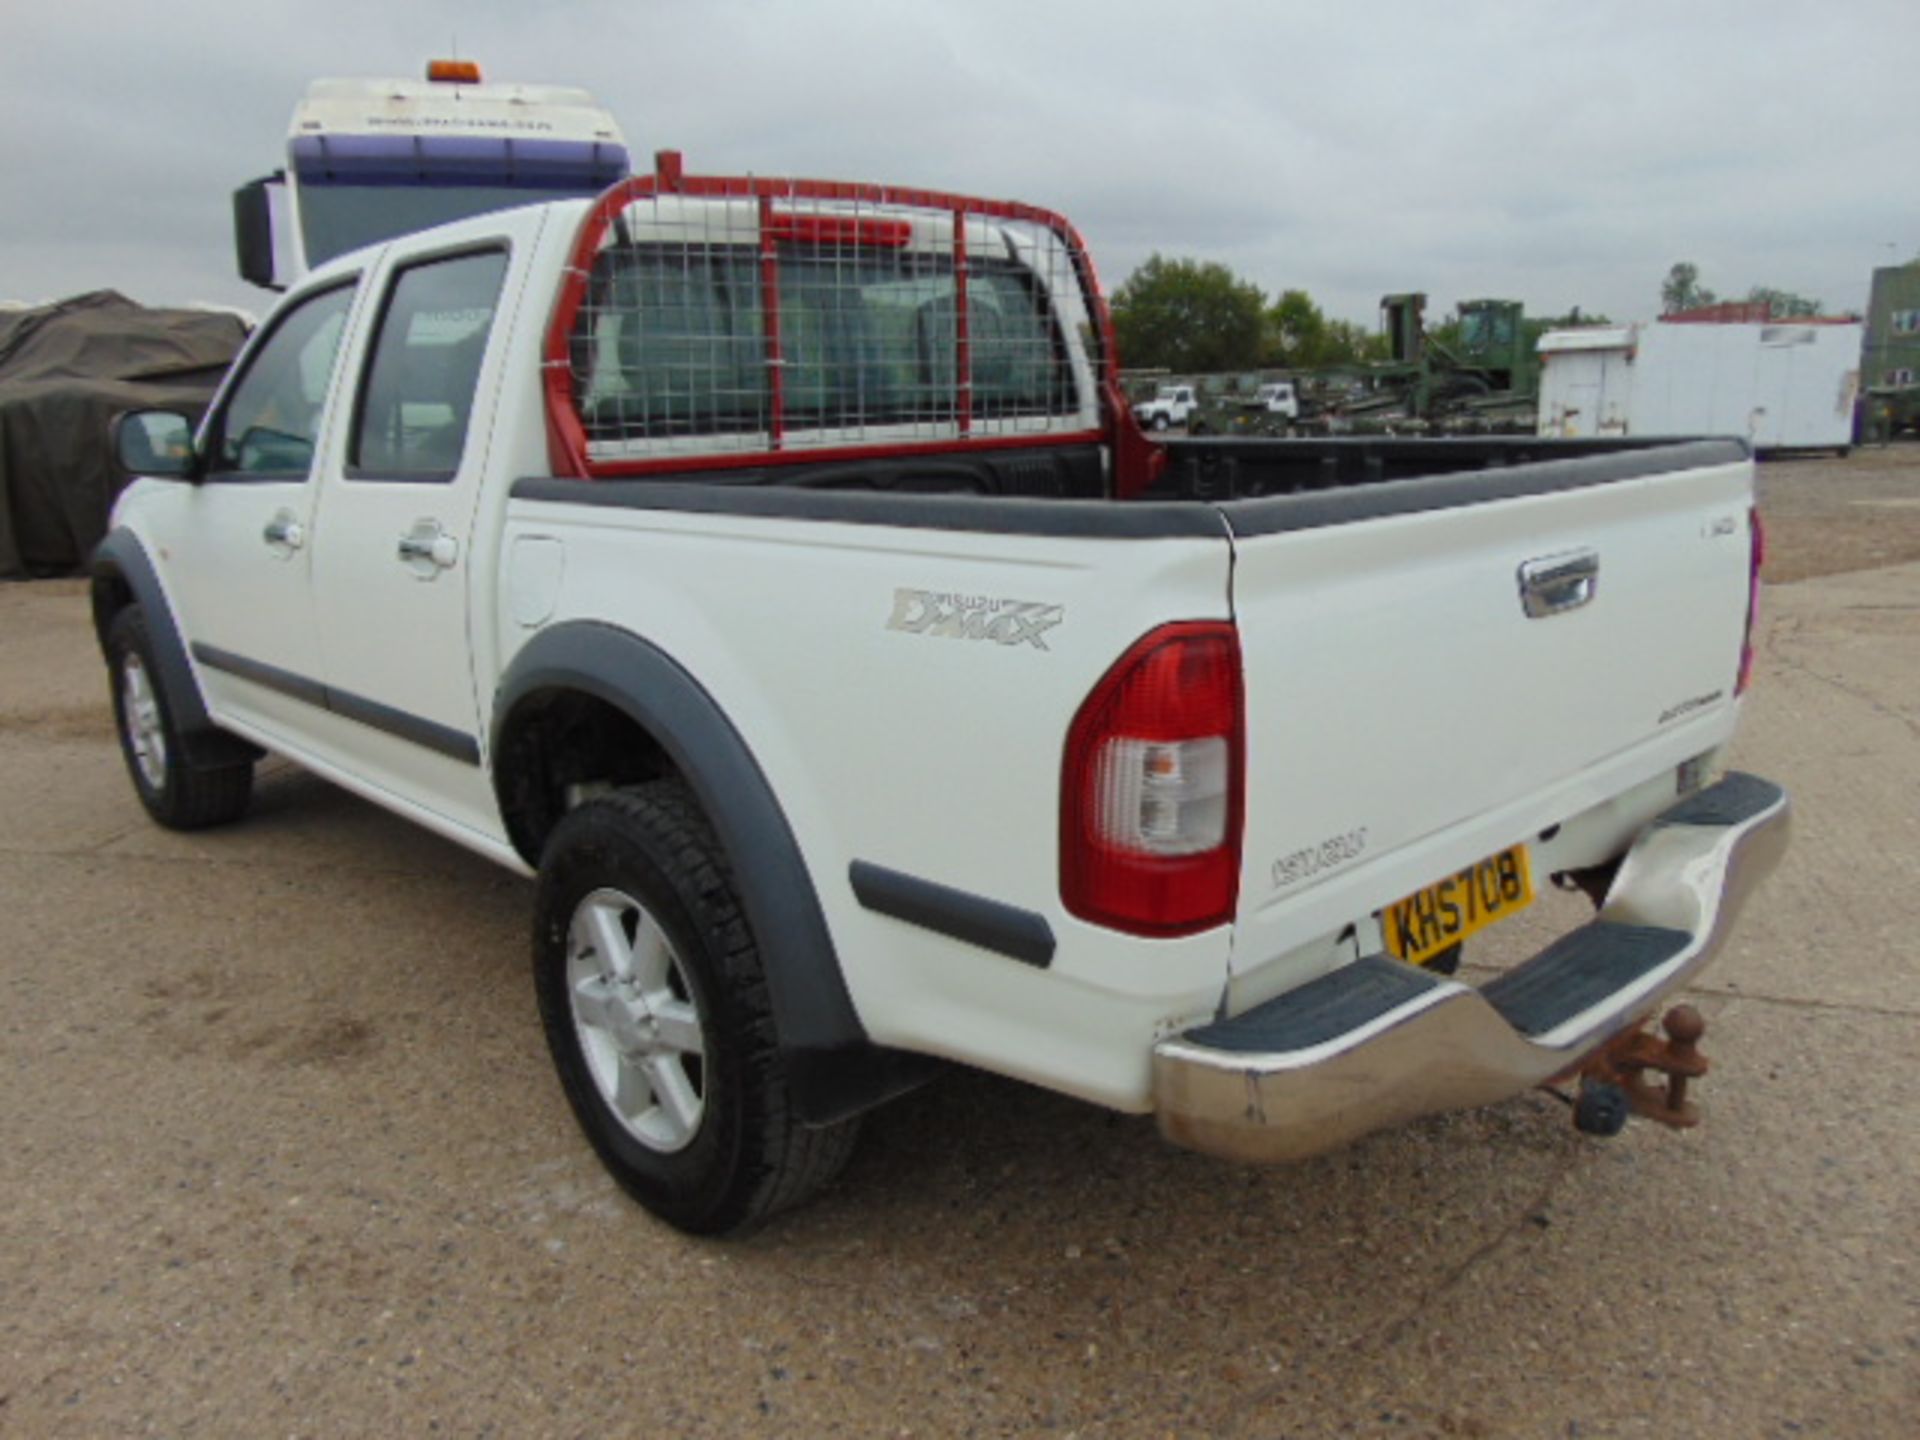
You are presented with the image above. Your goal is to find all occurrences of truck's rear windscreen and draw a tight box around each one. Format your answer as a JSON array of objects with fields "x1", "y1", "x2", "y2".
[{"x1": 570, "y1": 243, "x2": 1077, "y2": 444}]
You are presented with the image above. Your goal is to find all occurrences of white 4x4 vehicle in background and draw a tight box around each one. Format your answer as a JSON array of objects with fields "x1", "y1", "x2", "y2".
[
  {"x1": 1254, "y1": 380, "x2": 1299, "y2": 419},
  {"x1": 95, "y1": 155, "x2": 1788, "y2": 1235},
  {"x1": 1133, "y1": 383, "x2": 1199, "y2": 429}
]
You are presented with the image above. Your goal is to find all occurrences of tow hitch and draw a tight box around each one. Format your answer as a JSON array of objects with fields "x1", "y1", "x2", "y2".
[{"x1": 1562, "y1": 1004, "x2": 1710, "y2": 1137}]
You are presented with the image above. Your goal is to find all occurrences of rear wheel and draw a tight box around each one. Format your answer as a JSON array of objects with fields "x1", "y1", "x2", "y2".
[
  {"x1": 533, "y1": 781, "x2": 860, "y2": 1235},
  {"x1": 106, "y1": 607, "x2": 252, "y2": 830}
]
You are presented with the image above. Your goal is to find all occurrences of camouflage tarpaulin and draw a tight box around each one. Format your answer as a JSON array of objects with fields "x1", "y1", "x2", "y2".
[{"x1": 0, "y1": 291, "x2": 247, "y2": 578}]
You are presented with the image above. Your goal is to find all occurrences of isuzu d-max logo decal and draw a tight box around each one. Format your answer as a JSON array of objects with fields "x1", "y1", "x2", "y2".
[{"x1": 886, "y1": 589, "x2": 1065, "y2": 650}]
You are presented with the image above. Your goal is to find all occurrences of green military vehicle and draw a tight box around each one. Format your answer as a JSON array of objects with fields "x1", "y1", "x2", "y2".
[{"x1": 1303, "y1": 294, "x2": 1539, "y2": 434}]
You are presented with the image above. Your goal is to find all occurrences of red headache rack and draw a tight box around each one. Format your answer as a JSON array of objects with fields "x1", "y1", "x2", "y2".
[{"x1": 543, "y1": 151, "x2": 1157, "y2": 491}]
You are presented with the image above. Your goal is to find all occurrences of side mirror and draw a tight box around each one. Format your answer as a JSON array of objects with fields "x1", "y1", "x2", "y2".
[
  {"x1": 232, "y1": 174, "x2": 289, "y2": 292},
  {"x1": 114, "y1": 410, "x2": 202, "y2": 481}
]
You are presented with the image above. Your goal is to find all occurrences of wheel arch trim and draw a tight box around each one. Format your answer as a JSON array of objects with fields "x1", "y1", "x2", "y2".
[
  {"x1": 492, "y1": 620, "x2": 935, "y2": 1123},
  {"x1": 89, "y1": 529, "x2": 260, "y2": 769}
]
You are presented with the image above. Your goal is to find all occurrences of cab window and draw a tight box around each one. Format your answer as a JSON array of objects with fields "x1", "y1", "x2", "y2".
[
  {"x1": 208, "y1": 283, "x2": 356, "y2": 477},
  {"x1": 350, "y1": 249, "x2": 510, "y2": 480}
]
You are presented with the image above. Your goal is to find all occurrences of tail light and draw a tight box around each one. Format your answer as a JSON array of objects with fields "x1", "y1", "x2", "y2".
[
  {"x1": 1737, "y1": 505, "x2": 1765, "y2": 695},
  {"x1": 1061, "y1": 622, "x2": 1243, "y2": 936}
]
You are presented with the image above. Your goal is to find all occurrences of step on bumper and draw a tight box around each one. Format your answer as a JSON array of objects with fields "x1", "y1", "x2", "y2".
[{"x1": 1153, "y1": 772, "x2": 1791, "y2": 1163}]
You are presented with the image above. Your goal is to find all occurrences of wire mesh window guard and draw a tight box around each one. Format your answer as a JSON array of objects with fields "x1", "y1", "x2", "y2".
[{"x1": 562, "y1": 189, "x2": 1094, "y2": 466}]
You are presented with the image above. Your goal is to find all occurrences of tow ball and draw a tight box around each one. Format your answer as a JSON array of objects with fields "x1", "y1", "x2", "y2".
[{"x1": 1560, "y1": 1004, "x2": 1710, "y2": 1137}]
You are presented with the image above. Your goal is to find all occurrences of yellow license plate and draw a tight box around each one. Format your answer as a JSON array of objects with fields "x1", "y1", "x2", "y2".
[{"x1": 1382, "y1": 845, "x2": 1535, "y2": 967}]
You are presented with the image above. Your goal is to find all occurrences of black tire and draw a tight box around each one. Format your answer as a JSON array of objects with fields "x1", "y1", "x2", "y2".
[
  {"x1": 533, "y1": 781, "x2": 860, "y2": 1235},
  {"x1": 106, "y1": 607, "x2": 253, "y2": 830},
  {"x1": 1151, "y1": 413, "x2": 1170, "y2": 431}
]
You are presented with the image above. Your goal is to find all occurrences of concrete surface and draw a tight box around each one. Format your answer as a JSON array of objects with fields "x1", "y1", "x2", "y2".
[{"x1": 2, "y1": 457, "x2": 1916, "y2": 1437}]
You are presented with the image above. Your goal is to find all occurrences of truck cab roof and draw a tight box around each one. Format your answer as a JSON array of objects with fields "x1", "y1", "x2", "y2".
[{"x1": 295, "y1": 76, "x2": 626, "y2": 145}]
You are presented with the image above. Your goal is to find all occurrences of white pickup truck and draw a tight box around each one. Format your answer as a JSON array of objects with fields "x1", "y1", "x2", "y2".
[{"x1": 96, "y1": 156, "x2": 1789, "y2": 1235}]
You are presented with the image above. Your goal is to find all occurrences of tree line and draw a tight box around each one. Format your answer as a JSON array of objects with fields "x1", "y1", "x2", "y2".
[
  {"x1": 1659, "y1": 262, "x2": 1826, "y2": 319},
  {"x1": 1110, "y1": 252, "x2": 1839, "y2": 376},
  {"x1": 1108, "y1": 255, "x2": 1604, "y2": 374},
  {"x1": 1109, "y1": 255, "x2": 1388, "y2": 373}
]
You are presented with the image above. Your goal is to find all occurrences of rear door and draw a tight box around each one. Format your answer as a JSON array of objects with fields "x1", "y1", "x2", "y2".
[
  {"x1": 1223, "y1": 449, "x2": 1756, "y2": 967},
  {"x1": 1594, "y1": 353, "x2": 1631, "y2": 435},
  {"x1": 1559, "y1": 377, "x2": 1600, "y2": 436},
  {"x1": 306, "y1": 239, "x2": 517, "y2": 834}
]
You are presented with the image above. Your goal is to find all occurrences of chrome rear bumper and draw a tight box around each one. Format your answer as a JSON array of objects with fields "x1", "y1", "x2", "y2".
[{"x1": 1153, "y1": 773, "x2": 1791, "y2": 1163}]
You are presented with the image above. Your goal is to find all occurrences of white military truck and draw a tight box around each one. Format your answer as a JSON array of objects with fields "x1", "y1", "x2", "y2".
[
  {"x1": 232, "y1": 60, "x2": 629, "y2": 291},
  {"x1": 1133, "y1": 383, "x2": 1200, "y2": 430},
  {"x1": 1190, "y1": 379, "x2": 1302, "y2": 437},
  {"x1": 97, "y1": 156, "x2": 1788, "y2": 1234},
  {"x1": 1253, "y1": 380, "x2": 1300, "y2": 418}
]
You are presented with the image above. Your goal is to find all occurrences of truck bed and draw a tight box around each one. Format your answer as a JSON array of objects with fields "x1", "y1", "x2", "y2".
[
  {"x1": 508, "y1": 428, "x2": 1759, "y2": 1113},
  {"x1": 514, "y1": 436, "x2": 1751, "y2": 546},
  {"x1": 518, "y1": 433, "x2": 1743, "y2": 504},
  {"x1": 1147, "y1": 433, "x2": 1745, "y2": 503}
]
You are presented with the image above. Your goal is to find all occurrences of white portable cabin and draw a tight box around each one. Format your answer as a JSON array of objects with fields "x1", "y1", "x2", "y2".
[
  {"x1": 1538, "y1": 321, "x2": 1862, "y2": 451},
  {"x1": 1532, "y1": 326, "x2": 1638, "y2": 438}
]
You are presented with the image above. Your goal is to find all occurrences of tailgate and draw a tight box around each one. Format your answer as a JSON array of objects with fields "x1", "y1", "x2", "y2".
[{"x1": 1223, "y1": 444, "x2": 1757, "y2": 955}]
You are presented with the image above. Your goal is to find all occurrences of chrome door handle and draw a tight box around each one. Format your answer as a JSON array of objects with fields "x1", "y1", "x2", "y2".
[
  {"x1": 263, "y1": 511, "x2": 305, "y2": 549},
  {"x1": 397, "y1": 520, "x2": 458, "y2": 574},
  {"x1": 1518, "y1": 549, "x2": 1599, "y2": 618}
]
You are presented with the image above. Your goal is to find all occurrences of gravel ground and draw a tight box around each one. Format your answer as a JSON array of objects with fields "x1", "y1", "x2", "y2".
[
  {"x1": 1, "y1": 454, "x2": 1915, "y2": 1437},
  {"x1": 1758, "y1": 440, "x2": 1920, "y2": 582}
]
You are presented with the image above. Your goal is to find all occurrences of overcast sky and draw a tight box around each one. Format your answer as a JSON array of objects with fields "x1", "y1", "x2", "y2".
[{"x1": 5, "y1": 0, "x2": 1915, "y2": 330}]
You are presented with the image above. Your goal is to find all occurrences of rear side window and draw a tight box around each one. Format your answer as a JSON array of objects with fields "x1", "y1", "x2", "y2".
[
  {"x1": 351, "y1": 250, "x2": 510, "y2": 479},
  {"x1": 572, "y1": 241, "x2": 1075, "y2": 445}
]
